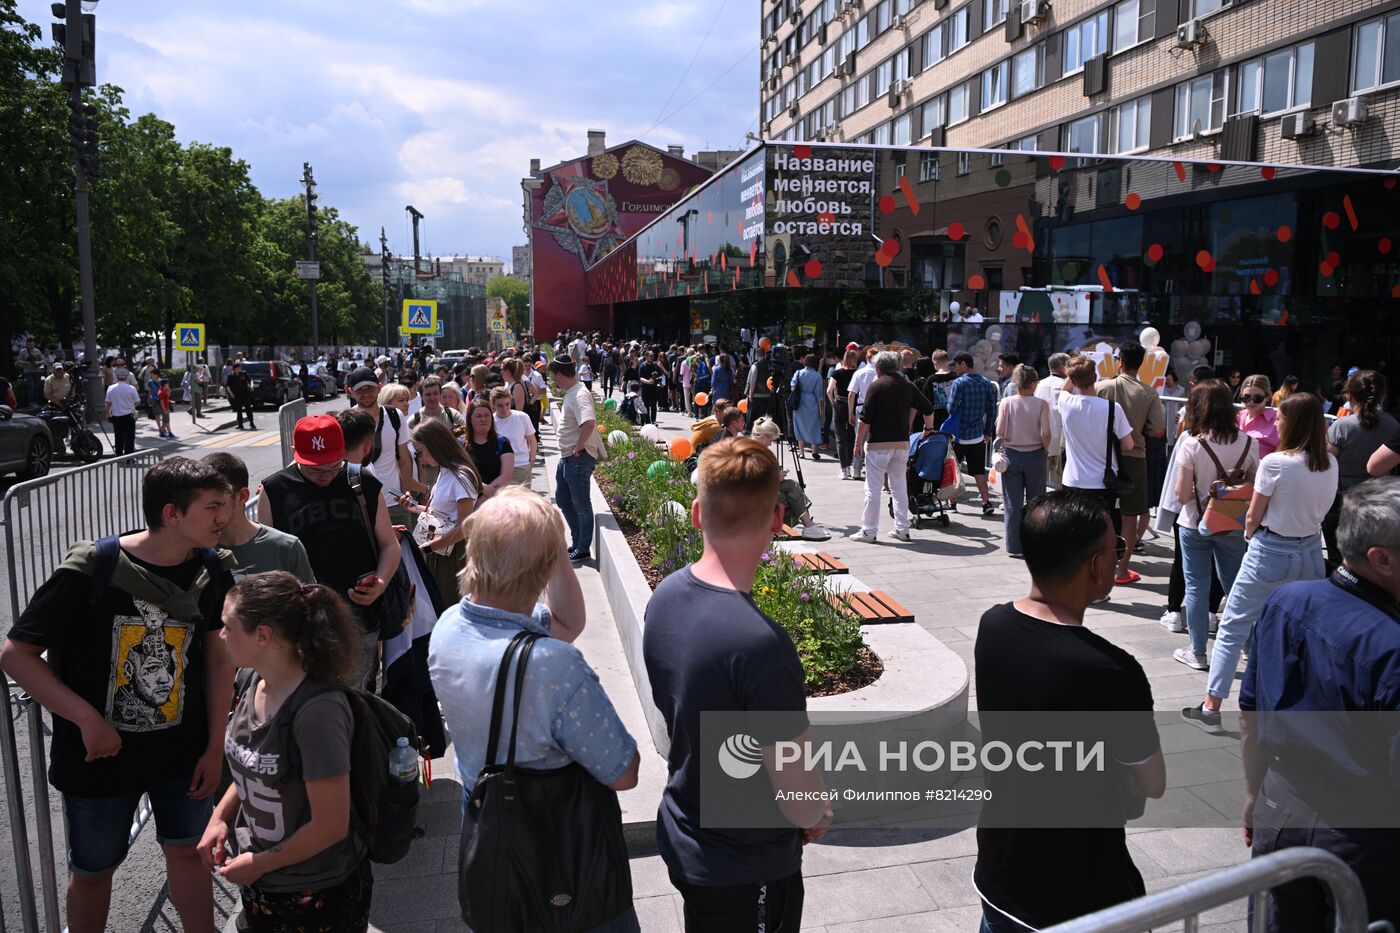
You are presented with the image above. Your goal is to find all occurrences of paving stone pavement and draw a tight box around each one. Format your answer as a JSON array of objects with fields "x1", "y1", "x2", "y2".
[{"x1": 367, "y1": 403, "x2": 1252, "y2": 933}]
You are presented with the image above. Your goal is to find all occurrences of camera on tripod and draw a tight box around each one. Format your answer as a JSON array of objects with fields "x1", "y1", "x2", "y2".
[{"x1": 768, "y1": 343, "x2": 793, "y2": 395}]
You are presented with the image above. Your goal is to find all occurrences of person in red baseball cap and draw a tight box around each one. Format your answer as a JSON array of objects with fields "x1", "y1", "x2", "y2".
[
  {"x1": 845, "y1": 341, "x2": 860, "y2": 352},
  {"x1": 256, "y1": 414, "x2": 402, "y2": 688}
]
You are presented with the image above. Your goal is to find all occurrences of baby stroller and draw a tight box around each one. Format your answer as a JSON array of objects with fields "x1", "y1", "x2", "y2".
[{"x1": 888, "y1": 430, "x2": 960, "y2": 528}]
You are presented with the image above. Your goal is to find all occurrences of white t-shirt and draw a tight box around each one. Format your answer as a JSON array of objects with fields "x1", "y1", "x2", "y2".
[
  {"x1": 105, "y1": 381, "x2": 140, "y2": 417},
  {"x1": 1175, "y1": 433, "x2": 1259, "y2": 528},
  {"x1": 407, "y1": 394, "x2": 423, "y2": 418},
  {"x1": 1254, "y1": 450, "x2": 1338, "y2": 537},
  {"x1": 367, "y1": 406, "x2": 407, "y2": 503},
  {"x1": 1059, "y1": 391, "x2": 1132, "y2": 490},
  {"x1": 849, "y1": 365, "x2": 878, "y2": 412},
  {"x1": 1034, "y1": 374, "x2": 1066, "y2": 446},
  {"x1": 428, "y1": 466, "x2": 478, "y2": 527},
  {"x1": 493, "y1": 410, "x2": 535, "y2": 457},
  {"x1": 557, "y1": 383, "x2": 597, "y2": 454}
]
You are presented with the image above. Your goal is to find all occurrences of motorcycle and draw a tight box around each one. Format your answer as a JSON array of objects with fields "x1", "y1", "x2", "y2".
[{"x1": 38, "y1": 395, "x2": 103, "y2": 463}]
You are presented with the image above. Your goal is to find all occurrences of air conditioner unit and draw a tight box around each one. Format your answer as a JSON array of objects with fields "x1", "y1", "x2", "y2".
[
  {"x1": 1279, "y1": 111, "x2": 1316, "y2": 139},
  {"x1": 790, "y1": 9, "x2": 801, "y2": 23},
  {"x1": 819, "y1": 22, "x2": 829, "y2": 44},
  {"x1": 893, "y1": 13, "x2": 907, "y2": 30},
  {"x1": 888, "y1": 80, "x2": 903, "y2": 108},
  {"x1": 839, "y1": 53, "x2": 856, "y2": 76},
  {"x1": 768, "y1": 75, "x2": 779, "y2": 91},
  {"x1": 789, "y1": 102, "x2": 801, "y2": 118},
  {"x1": 1332, "y1": 96, "x2": 1369, "y2": 127},
  {"x1": 1175, "y1": 19, "x2": 1204, "y2": 48},
  {"x1": 1019, "y1": 0, "x2": 1047, "y2": 24}
]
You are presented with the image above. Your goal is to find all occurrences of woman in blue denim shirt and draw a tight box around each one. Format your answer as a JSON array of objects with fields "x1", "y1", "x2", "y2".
[{"x1": 427, "y1": 487, "x2": 641, "y2": 932}]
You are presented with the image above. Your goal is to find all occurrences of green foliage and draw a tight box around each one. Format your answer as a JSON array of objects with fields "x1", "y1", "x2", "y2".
[
  {"x1": 486, "y1": 275, "x2": 529, "y2": 336},
  {"x1": 0, "y1": 0, "x2": 383, "y2": 369},
  {"x1": 595, "y1": 407, "x2": 864, "y2": 690}
]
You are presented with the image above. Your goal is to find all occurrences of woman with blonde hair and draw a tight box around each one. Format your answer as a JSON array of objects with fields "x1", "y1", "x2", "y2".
[
  {"x1": 994, "y1": 363, "x2": 1051, "y2": 557},
  {"x1": 467, "y1": 365, "x2": 489, "y2": 406},
  {"x1": 1183, "y1": 392, "x2": 1336, "y2": 733},
  {"x1": 377, "y1": 382, "x2": 413, "y2": 420},
  {"x1": 1236, "y1": 374, "x2": 1278, "y2": 457},
  {"x1": 404, "y1": 418, "x2": 481, "y2": 603}
]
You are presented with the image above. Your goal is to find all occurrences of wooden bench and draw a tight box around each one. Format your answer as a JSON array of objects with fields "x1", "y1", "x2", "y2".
[
  {"x1": 777, "y1": 524, "x2": 802, "y2": 540},
  {"x1": 827, "y1": 589, "x2": 915, "y2": 624},
  {"x1": 793, "y1": 552, "x2": 848, "y2": 575}
]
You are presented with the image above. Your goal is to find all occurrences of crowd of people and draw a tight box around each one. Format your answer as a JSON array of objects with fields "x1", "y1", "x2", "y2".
[{"x1": 1, "y1": 325, "x2": 1397, "y2": 933}]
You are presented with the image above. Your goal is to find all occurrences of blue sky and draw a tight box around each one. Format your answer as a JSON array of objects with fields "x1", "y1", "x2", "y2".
[{"x1": 20, "y1": 0, "x2": 759, "y2": 270}]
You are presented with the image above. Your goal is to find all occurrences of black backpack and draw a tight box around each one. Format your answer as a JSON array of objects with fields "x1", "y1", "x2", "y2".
[
  {"x1": 231, "y1": 669, "x2": 425, "y2": 864},
  {"x1": 89, "y1": 535, "x2": 224, "y2": 611}
]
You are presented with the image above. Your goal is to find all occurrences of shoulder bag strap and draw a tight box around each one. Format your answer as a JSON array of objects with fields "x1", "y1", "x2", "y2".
[
  {"x1": 501, "y1": 635, "x2": 540, "y2": 783},
  {"x1": 1104, "y1": 399, "x2": 1119, "y2": 474},
  {"x1": 345, "y1": 464, "x2": 380, "y2": 555},
  {"x1": 1199, "y1": 438, "x2": 1230, "y2": 482},
  {"x1": 1232, "y1": 435, "x2": 1253, "y2": 473},
  {"x1": 483, "y1": 631, "x2": 532, "y2": 768}
]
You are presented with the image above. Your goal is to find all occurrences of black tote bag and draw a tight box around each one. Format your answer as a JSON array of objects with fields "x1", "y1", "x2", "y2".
[{"x1": 458, "y1": 631, "x2": 633, "y2": 932}]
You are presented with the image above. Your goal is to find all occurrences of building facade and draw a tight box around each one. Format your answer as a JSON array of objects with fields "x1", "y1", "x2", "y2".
[
  {"x1": 444, "y1": 256, "x2": 504, "y2": 286},
  {"x1": 760, "y1": 0, "x2": 1400, "y2": 170},
  {"x1": 511, "y1": 245, "x2": 531, "y2": 282}
]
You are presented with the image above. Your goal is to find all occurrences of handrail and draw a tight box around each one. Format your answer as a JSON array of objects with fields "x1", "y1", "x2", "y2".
[{"x1": 1042, "y1": 847, "x2": 1372, "y2": 933}]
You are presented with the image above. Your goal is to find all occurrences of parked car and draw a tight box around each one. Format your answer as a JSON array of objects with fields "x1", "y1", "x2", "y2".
[
  {"x1": 0, "y1": 406, "x2": 54, "y2": 479},
  {"x1": 303, "y1": 364, "x2": 338, "y2": 400},
  {"x1": 239, "y1": 362, "x2": 302, "y2": 409}
]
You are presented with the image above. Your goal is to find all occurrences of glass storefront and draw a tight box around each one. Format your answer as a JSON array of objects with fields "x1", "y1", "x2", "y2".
[{"x1": 586, "y1": 142, "x2": 1399, "y2": 387}]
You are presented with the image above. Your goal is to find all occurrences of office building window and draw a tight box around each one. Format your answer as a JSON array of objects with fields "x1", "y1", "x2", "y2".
[
  {"x1": 877, "y1": 58, "x2": 894, "y2": 91},
  {"x1": 948, "y1": 82, "x2": 971, "y2": 124},
  {"x1": 985, "y1": 0, "x2": 1010, "y2": 29},
  {"x1": 1113, "y1": 0, "x2": 1154, "y2": 52},
  {"x1": 894, "y1": 161, "x2": 907, "y2": 186},
  {"x1": 895, "y1": 47, "x2": 911, "y2": 82},
  {"x1": 1353, "y1": 12, "x2": 1400, "y2": 92},
  {"x1": 990, "y1": 151, "x2": 1005, "y2": 166},
  {"x1": 878, "y1": 0, "x2": 893, "y2": 33},
  {"x1": 1191, "y1": 0, "x2": 1223, "y2": 16},
  {"x1": 957, "y1": 152, "x2": 974, "y2": 175},
  {"x1": 892, "y1": 112, "x2": 912, "y2": 144},
  {"x1": 924, "y1": 24, "x2": 945, "y2": 66},
  {"x1": 1111, "y1": 95, "x2": 1151, "y2": 153},
  {"x1": 1012, "y1": 44, "x2": 1044, "y2": 97},
  {"x1": 949, "y1": 6, "x2": 970, "y2": 53},
  {"x1": 1007, "y1": 132, "x2": 1040, "y2": 150},
  {"x1": 920, "y1": 152, "x2": 941, "y2": 181},
  {"x1": 982, "y1": 60, "x2": 1009, "y2": 111},
  {"x1": 1064, "y1": 113, "x2": 1103, "y2": 154},
  {"x1": 857, "y1": 72, "x2": 872, "y2": 108},
  {"x1": 922, "y1": 95, "x2": 946, "y2": 131},
  {"x1": 872, "y1": 121, "x2": 892, "y2": 145},
  {"x1": 1238, "y1": 43, "x2": 1313, "y2": 115},
  {"x1": 1175, "y1": 71, "x2": 1227, "y2": 138},
  {"x1": 1064, "y1": 11, "x2": 1110, "y2": 74}
]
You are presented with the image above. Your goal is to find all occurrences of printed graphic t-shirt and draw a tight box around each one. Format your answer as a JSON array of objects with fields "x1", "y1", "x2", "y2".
[
  {"x1": 225, "y1": 674, "x2": 364, "y2": 892},
  {"x1": 8, "y1": 542, "x2": 232, "y2": 797}
]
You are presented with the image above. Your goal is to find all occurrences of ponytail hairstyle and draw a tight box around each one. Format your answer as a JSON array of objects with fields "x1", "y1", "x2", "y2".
[
  {"x1": 1344, "y1": 370, "x2": 1387, "y2": 429},
  {"x1": 227, "y1": 572, "x2": 360, "y2": 684},
  {"x1": 1275, "y1": 392, "x2": 1331, "y2": 473}
]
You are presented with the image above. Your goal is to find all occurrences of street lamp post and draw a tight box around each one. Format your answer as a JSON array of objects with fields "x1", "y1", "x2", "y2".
[{"x1": 302, "y1": 162, "x2": 320, "y2": 360}]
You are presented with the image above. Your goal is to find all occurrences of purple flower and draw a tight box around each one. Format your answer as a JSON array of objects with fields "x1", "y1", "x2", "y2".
[
  {"x1": 627, "y1": 451, "x2": 638, "y2": 459},
  {"x1": 800, "y1": 591, "x2": 810, "y2": 601},
  {"x1": 760, "y1": 551, "x2": 772, "y2": 562}
]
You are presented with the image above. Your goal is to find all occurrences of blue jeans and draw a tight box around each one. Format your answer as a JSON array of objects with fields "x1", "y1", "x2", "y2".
[
  {"x1": 1206, "y1": 529, "x2": 1324, "y2": 699},
  {"x1": 63, "y1": 769, "x2": 212, "y2": 875},
  {"x1": 555, "y1": 452, "x2": 596, "y2": 554},
  {"x1": 1001, "y1": 447, "x2": 1047, "y2": 555},
  {"x1": 1179, "y1": 524, "x2": 1247, "y2": 656},
  {"x1": 23, "y1": 371, "x2": 43, "y2": 407}
]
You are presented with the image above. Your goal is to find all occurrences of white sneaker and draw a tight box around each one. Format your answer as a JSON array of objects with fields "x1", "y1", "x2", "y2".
[
  {"x1": 801, "y1": 523, "x2": 831, "y2": 541},
  {"x1": 1209, "y1": 613, "x2": 1220, "y2": 636},
  {"x1": 887, "y1": 529, "x2": 911, "y2": 542},
  {"x1": 847, "y1": 530, "x2": 877, "y2": 543},
  {"x1": 1160, "y1": 610, "x2": 1186, "y2": 633},
  {"x1": 841, "y1": 467, "x2": 851, "y2": 479},
  {"x1": 1173, "y1": 647, "x2": 1210, "y2": 671}
]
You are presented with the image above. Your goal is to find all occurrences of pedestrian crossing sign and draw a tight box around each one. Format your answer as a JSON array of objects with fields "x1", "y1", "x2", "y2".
[
  {"x1": 401, "y1": 299, "x2": 438, "y2": 334},
  {"x1": 175, "y1": 323, "x2": 205, "y2": 352}
]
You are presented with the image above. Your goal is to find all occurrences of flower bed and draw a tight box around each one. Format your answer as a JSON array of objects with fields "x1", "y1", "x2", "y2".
[{"x1": 593, "y1": 407, "x2": 880, "y2": 696}]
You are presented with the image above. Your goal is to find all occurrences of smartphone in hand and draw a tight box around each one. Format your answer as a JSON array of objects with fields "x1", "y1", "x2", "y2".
[{"x1": 354, "y1": 572, "x2": 378, "y2": 590}]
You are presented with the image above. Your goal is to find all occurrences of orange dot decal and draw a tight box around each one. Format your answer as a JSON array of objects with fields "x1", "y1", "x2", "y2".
[
  {"x1": 804, "y1": 259, "x2": 823, "y2": 278},
  {"x1": 967, "y1": 274, "x2": 986, "y2": 290},
  {"x1": 1260, "y1": 167, "x2": 1276, "y2": 181},
  {"x1": 1322, "y1": 212, "x2": 1340, "y2": 230},
  {"x1": 818, "y1": 210, "x2": 835, "y2": 225},
  {"x1": 878, "y1": 195, "x2": 897, "y2": 214},
  {"x1": 1196, "y1": 250, "x2": 1215, "y2": 273},
  {"x1": 948, "y1": 222, "x2": 966, "y2": 241},
  {"x1": 1249, "y1": 279, "x2": 1262, "y2": 296},
  {"x1": 1326, "y1": 251, "x2": 1341, "y2": 267},
  {"x1": 1206, "y1": 163, "x2": 1223, "y2": 173},
  {"x1": 1381, "y1": 237, "x2": 1393, "y2": 255},
  {"x1": 874, "y1": 251, "x2": 892, "y2": 268},
  {"x1": 1173, "y1": 161, "x2": 1187, "y2": 183},
  {"x1": 1277, "y1": 226, "x2": 1292, "y2": 243},
  {"x1": 793, "y1": 145, "x2": 812, "y2": 160},
  {"x1": 1263, "y1": 269, "x2": 1279, "y2": 287},
  {"x1": 881, "y1": 238, "x2": 901, "y2": 258},
  {"x1": 1392, "y1": 284, "x2": 1400, "y2": 298},
  {"x1": 1012, "y1": 231, "x2": 1029, "y2": 250},
  {"x1": 1320, "y1": 261, "x2": 1335, "y2": 277},
  {"x1": 786, "y1": 270, "x2": 802, "y2": 287},
  {"x1": 1125, "y1": 193, "x2": 1141, "y2": 211},
  {"x1": 1386, "y1": 178, "x2": 1397, "y2": 190},
  {"x1": 1146, "y1": 243, "x2": 1164, "y2": 263},
  {"x1": 1048, "y1": 155, "x2": 1065, "y2": 171}
]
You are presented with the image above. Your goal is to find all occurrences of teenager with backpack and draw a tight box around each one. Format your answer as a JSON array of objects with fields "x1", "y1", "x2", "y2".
[
  {"x1": 348, "y1": 367, "x2": 425, "y2": 528},
  {"x1": 200, "y1": 571, "x2": 374, "y2": 932},
  {"x1": 1, "y1": 458, "x2": 237, "y2": 933}
]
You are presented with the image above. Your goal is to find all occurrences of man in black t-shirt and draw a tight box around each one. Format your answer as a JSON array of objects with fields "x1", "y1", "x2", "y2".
[
  {"x1": 973, "y1": 490, "x2": 1165, "y2": 931},
  {"x1": 0, "y1": 457, "x2": 237, "y2": 933},
  {"x1": 639, "y1": 351, "x2": 664, "y2": 424},
  {"x1": 644, "y1": 437, "x2": 831, "y2": 932}
]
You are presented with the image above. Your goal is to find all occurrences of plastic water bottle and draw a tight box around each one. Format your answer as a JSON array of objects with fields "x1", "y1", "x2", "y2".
[{"x1": 389, "y1": 737, "x2": 418, "y2": 784}]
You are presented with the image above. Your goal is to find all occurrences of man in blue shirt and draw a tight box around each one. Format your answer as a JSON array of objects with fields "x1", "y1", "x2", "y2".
[
  {"x1": 946, "y1": 352, "x2": 1000, "y2": 515},
  {"x1": 1240, "y1": 478, "x2": 1400, "y2": 933}
]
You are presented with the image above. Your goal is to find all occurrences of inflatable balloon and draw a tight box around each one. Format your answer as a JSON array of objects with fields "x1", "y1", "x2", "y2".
[
  {"x1": 737, "y1": 399, "x2": 748, "y2": 413},
  {"x1": 646, "y1": 460, "x2": 671, "y2": 479},
  {"x1": 640, "y1": 424, "x2": 660, "y2": 441},
  {"x1": 669, "y1": 437, "x2": 694, "y2": 461},
  {"x1": 1170, "y1": 338, "x2": 1189, "y2": 357},
  {"x1": 759, "y1": 337, "x2": 772, "y2": 352},
  {"x1": 608, "y1": 430, "x2": 629, "y2": 446},
  {"x1": 657, "y1": 500, "x2": 688, "y2": 521},
  {"x1": 694, "y1": 392, "x2": 709, "y2": 407},
  {"x1": 1183, "y1": 320, "x2": 1202, "y2": 341},
  {"x1": 1139, "y1": 326, "x2": 1161, "y2": 350},
  {"x1": 1173, "y1": 355, "x2": 1194, "y2": 379},
  {"x1": 949, "y1": 300, "x2": 961, "y2": 316},
  {"x1": 603, "y1": 397, "x2": 617, "y2": 411},
  {"x1": 1189, "y1": 339, "x2": 1208, "y2": 359},
  {"x1": 971, "y1": 339, "x2": 993, "y2": 357},
  {"x1": 986, "y1": 326, "x2": 1004, "y2": 343},
  {"x1": 689, "y1": 468, "x2": 699, "y2": 484}
]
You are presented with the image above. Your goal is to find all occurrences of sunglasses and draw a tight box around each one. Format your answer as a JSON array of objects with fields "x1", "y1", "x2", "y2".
[
  {"x1": 1092, "y1": 536, "x2": 1129, "y2": 562},
  {"x1": 1241, "y1": 394, "x2": 1268, "y2": 404}
]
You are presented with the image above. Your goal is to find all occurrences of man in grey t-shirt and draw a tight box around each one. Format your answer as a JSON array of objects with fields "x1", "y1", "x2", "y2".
[{"x1": 203, "y1": 453, "x2": 315, "y2": 583}]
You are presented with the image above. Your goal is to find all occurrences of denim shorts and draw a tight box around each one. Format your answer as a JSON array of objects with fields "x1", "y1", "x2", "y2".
[{"x1": 63, "y1": 770, "x2": 213, "y2": 876}]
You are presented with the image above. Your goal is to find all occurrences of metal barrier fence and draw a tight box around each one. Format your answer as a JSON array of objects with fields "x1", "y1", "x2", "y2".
[
  {"x1": 1043, "y1": 847, "x2": 1378, "y2": 933},
  {"x1": 2, "y1": 450, "x2": 160, "y2": 933},
  {"x1": 277, "y1": 397, "x2": 307, "y2": 469}
]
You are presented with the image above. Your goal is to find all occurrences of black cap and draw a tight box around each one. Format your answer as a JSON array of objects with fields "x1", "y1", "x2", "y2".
[
  {"x1": 548, "y1": 354, "x2": 576, "y2": 377},
  {"x1": 348, "y1": 367, "x2": 379, "y2": 390}
]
